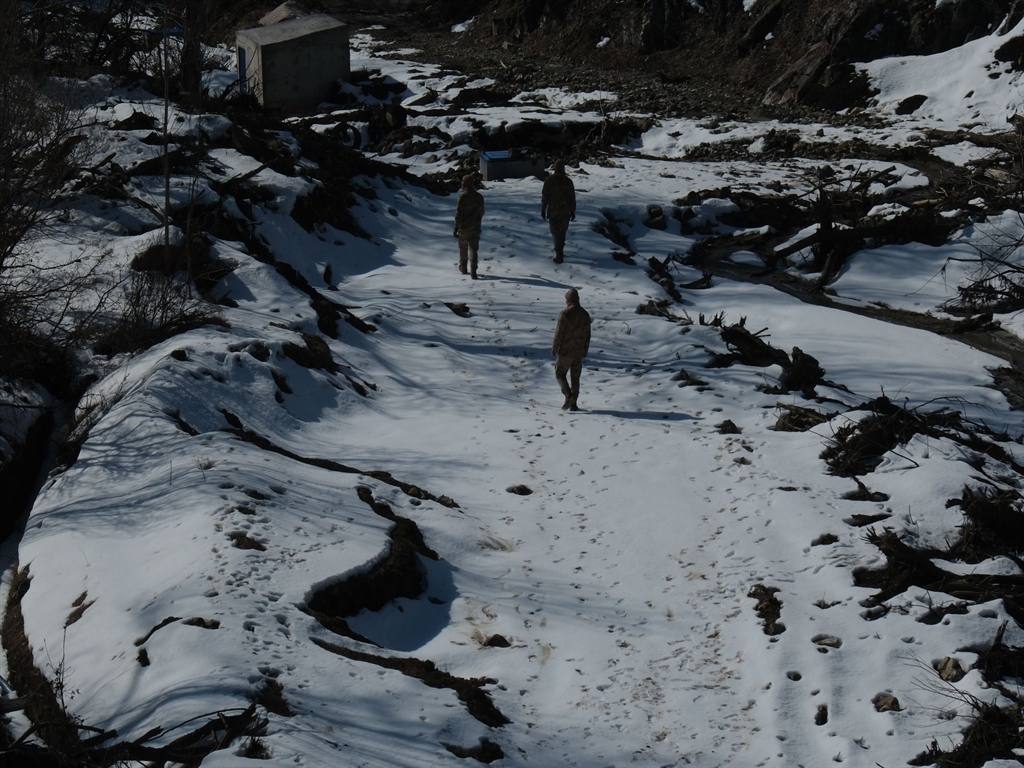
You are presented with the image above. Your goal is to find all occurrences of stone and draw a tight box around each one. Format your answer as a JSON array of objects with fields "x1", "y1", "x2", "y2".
[
  {"x1": 937, "y1": 656, "x2": 967, "y2": 682},
  {"x1": 874, "y1": 694, "x2": 901, "y2": 712}
]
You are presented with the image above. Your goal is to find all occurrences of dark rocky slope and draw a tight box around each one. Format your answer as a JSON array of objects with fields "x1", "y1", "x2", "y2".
[
  {"x1": 424, "y1": 0, "x2": 1024, "y2": 104},
  {"x1": 323, "y1": 0, "x2": 1024, "y2": 118}
]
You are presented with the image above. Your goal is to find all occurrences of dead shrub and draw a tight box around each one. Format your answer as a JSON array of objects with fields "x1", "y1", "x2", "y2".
[
  {"x1": 947, "y1": 486, "x2": 1024, "y2": 563},
  {"x1": 252, "y1": 678, "x2": 292, "y2": 718},
  {"x1": 94, "y1": 270, "x2": 224, "y2": 356},
  {"x1": 943, "y1": 210, "x2": 1024, "y2": 314},
  {"x1": 242, "y1": 735, "x2": 273, "y2": 759},
  {"x1": 130, "y1": 243, "x2": 190, "y2": 275},
  {"x1": 911, "y1": 702, "x2": 1022, "y2": 767},
  {"x1": 53, "y1": 387, "x2": 124, "y2": 473},
  {"x1": 821, "y1": 398, "x2": 961, "y2": 477}
]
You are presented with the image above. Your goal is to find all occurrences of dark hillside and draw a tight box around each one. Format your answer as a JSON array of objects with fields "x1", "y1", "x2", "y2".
[
  {"x1": 205, "y1": 0, "x2": 1024, "y2": 116},
  {"x1": 391, "y1": 0, "x2": 1024, "y2": 113}
]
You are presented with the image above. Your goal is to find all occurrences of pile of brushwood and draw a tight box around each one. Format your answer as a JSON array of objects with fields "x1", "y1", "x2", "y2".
[
  {"x1": 808, "y1": 395, "x2": 1024, "y2": 767},
  {"x1": 683, "y1": 314, "x2": 1024, "y2": 766}
]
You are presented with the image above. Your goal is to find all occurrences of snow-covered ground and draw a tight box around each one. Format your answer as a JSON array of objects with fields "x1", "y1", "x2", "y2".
[{"x1": 6, "y1": 18, "x2": 1024, "y2": 768}]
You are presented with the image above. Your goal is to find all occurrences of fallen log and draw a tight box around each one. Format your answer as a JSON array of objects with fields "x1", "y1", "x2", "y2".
[
  {"x1": 922, "y1": 127, "x2": 1020, "y2": 152},
  {"x1": 848, "y1": 165, "x2": 897, "y2": 195},
  {"x1": 720, "y1": 323, "x2": 790, "y2": 368},
  {"x1": 0, "y1": 696, "x2": 26, "y2": 713},
  {"x1": 646, "y1": 255, "x2": 682, "y2": 301},
  {"x1": 770, "y1": 212, "x2": 959, "y2": 275},
  {"x1": 858, "y1": 527, "x2": 1024, "y2": 609}
]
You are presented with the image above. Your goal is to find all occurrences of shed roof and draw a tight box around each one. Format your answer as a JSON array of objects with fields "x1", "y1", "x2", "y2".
[
  {"x1": 258, "y1": 1, "x2": 310, "y2": 26},
  {"x1": 237, "y1": 13, "x2": 349, "y2": 46}
]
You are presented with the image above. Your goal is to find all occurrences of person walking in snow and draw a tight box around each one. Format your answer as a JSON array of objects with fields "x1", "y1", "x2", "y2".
[
  {"x1": 453, "y1": 173, "x2": 485, "y2": 278},
  {"x1": 541, "y1": 159, "x2": 576, "y2": 263},
  {"x1": 552, "y1": 287, "x2": 592, "y2": 411}
]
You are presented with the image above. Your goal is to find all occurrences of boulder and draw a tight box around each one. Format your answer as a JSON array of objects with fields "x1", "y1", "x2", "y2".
[
  {"x1": 874, "y1": 693, "x2": 901, "y2": 712},
  {"x1": 937, "y1": 656, "x2": 967, "y2": 682}
]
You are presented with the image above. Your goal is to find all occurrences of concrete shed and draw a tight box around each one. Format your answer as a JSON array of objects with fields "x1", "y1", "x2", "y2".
[{"x1": 236, "y1": 14, "x2": 350, "y2": 110}]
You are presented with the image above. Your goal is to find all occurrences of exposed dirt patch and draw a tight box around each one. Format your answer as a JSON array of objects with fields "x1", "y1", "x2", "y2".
[
  {"x1": 307, "y1": 486, "x2": 438, "y2": 621},
  {"x1": 311, "y1": 636, "x2": 510, "y2": 728},
  {"x1": 748, "y1": 583, "x2": 786, "y2": 636},
  {"x1": 64, "y1": 591, "x2": 94, "y2": 628},
  {"x1": 215, "y1": 409, "x2": 460, "y2": 507},
  {"x1": 2, "y1": 567, "x2": 267, "y2": 763},
  {"x1": 297, "y1": 482, "x2": 511, "y2": 731},
  {"x1": 443, "y1": 737, "x2": 505, "y2": 763},
  {"x1": 134, "y1": 615, "x2": 182, "y2": 646},
  {"x1": 229, "y1": 531, "x2": 267, "y2": 551},
  {"x1": 282, "y1": 332, "x2": 340, "y2": 373},
  {"x1": 1, "y1": 565, "x2": 82, "y2": 758},
  {"x1": 0, "y1": 408, "x2": 53, "y2": 542}
]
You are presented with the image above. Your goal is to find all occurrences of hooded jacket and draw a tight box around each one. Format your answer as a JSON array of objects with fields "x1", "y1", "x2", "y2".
[
  {"x1": 455, "y1": 187, "x2": 485, "y2": 237},
  {"x1": 552, "y1": 291, "x2": 591, "y2": 359},
  {"x1": 542, "y1": 171, "x2": 576, "y2": 222}
]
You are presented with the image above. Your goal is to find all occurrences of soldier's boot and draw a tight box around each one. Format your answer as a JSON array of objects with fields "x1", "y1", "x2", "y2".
[
  {"x1": 554, "y1": 236, "x2": 566, "y2": 262},
  {"x1": 459, "y1": 262, "x2": 468, "y2": 275},
  {"x1": 558, "y1": 377, "x2": 572, "y2": 409},
  {"x1": 568, "y1": 386, "x2": 580, "y2": 411}
]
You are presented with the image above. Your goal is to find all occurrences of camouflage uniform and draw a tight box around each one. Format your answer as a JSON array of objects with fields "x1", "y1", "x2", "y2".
[
  {"x1": 552, "y1": 288, "x2": 592, "y2": 410},
  {"x1": 454, "y1": 176, "x2": 485, "y2": 278},
  {"x1": 541, "y1": 161, "x2": 576, "y2": 263}
]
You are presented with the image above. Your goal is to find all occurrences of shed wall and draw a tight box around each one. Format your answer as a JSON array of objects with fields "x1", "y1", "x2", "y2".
[
  {"x1": 262, "y1": 29, "x2": 350, "y2": 109},
  {"x1": 236, "y1": 23, "x2": 350, "y2": 110}
]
